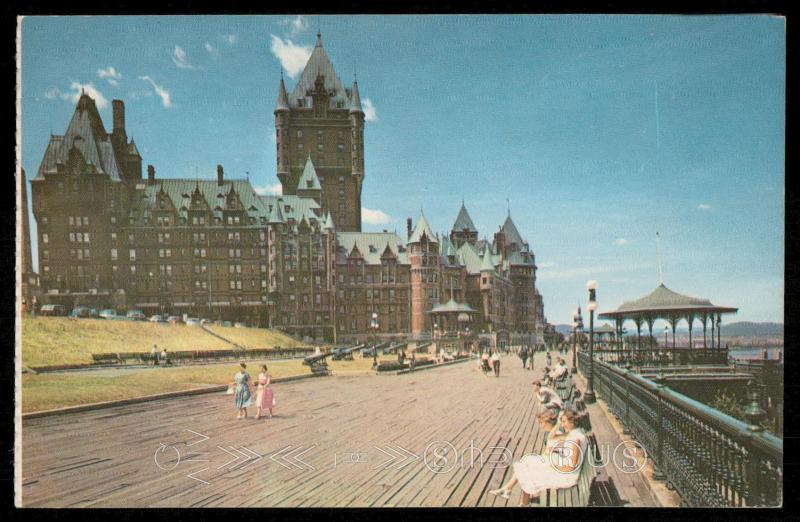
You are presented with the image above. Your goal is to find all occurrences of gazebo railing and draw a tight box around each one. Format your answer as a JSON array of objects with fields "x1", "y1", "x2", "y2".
[
  {"x1": 578, "y1": 351, "x2": 782, "y2": 507},
  {"x1": 587, "y1": 347, "x2": 730, "y2": 367}
]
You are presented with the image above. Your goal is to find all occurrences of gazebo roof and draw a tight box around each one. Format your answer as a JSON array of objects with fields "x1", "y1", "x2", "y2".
[
  {"x1": 599, "y1": 283, "x2": 738, "y2": 319},
  {"x1": 428, "y1": 298, "x2": 476, "y2": 314}
]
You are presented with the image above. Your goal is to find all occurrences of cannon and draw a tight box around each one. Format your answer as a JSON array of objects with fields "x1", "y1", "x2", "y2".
[
  {"x1": 383, "y1": 342, "x2": 407, "y2": 355},
  {"x1": 331, "y1": 344, "x2": 363, "y2": 361},
  {"x1": 302, "y1": 352, "x2": 330, "y2": 375},
  {"x1": 361, "y1": 341, "x2": 391, "y2": 358}
]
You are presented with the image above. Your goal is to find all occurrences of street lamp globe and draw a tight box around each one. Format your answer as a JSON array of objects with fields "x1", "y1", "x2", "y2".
[{"x1": 586, "y1": 280, "x2": 597, "y2": 290}]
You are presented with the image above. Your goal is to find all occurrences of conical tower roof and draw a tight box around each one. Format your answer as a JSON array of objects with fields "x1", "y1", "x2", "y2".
[
  {"x1": 275, "y1": 74, "x2": 290, "y2": 111},
  {"x1": 349, "y1": 79, "x2": 364, "y2": 114},
  {"x1": 502, "y1": 215, "x2": 525, "y2": 247}
]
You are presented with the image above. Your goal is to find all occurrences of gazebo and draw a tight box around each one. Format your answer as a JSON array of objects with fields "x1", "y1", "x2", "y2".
[
  {"x1": 427, "y1": 299, "x2": 477, "y2": 335},
  {"x1": 598, "y1": 283, "x2": 738, "y2": 351}
]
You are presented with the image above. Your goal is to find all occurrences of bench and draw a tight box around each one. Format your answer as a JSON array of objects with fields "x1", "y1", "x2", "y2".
[
  {"x1": 91, "y1": 353, "x2": 121, "y2": 365},
  {"x1": 531, "y1": 435, "x2": 598, "y2": 507}
]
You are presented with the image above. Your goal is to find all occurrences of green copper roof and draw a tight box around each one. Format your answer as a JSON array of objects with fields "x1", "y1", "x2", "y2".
[
  {"x1": 456, "y1": 242, "x2": 483, "y2": 274},
  {"x1": 452, "y1": 203, "x2": 477, "y2": 233},
  {"x1": 349, "y1": 79, "x2": 363, "y2": 114},
  {"x1": 600, "y1": 283, "x2": 739, "y2": 318},
  {"x1": 297, "y1": 156, "x2": 321, "y2": 191},
  {"x1": 323, "y1": 211, "x2": 335, "y2": 230},
  {"x1": 480, "y1": 246, "x2": 495, "y2": 272},
  {"x1": 430, "y1": 298, "x2": 476, "y2": 314},
  {"x1": 409, "y1": 213, "x2": 437, "y2": 243},
  {"x1": 336, "y1": 232, "x2": 408, "y2": 264},
  {"x1": 275, "y1": 76, "x2": 290, "y2": 111}
]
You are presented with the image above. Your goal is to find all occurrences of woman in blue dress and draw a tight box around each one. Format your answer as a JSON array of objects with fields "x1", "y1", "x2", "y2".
[{"x1": 232, "y1": 362, "x2": 253, "y2": 419}]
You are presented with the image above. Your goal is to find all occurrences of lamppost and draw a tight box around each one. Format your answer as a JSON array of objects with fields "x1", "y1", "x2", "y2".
[
  {"x1": 585, "y1": 280, "x2": 597, "y2": 404},
  {"x1": 371, "y1": 312, "x2": 379, "y2": 368},
  {"x1": 572, "y1": 307, "x2": 583, "y2": 374}
]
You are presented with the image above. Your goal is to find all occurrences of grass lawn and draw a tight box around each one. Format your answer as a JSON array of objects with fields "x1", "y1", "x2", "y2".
[
  {"x1": 21, "y1": 317, "x2": 312, "y2": 367},
  {"x1": 21, "y1": 353, "x2": 396, "y2": 413},
  {"x1": 205, "y1": 324, "x2": 304, "y2": 349}
]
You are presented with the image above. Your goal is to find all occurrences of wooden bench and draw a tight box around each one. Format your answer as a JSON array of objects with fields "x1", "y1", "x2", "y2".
[
  {"x1": 531, "y1": 436, "x2": 598, "y2": 507},
  {"x1": 91, "y1": 353, "x2": 121, "y2": 365}
]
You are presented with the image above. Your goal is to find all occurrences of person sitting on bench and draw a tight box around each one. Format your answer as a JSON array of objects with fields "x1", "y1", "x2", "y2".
[
  {"x1": 489, "y1": 410, "x2": 589, "y2": 505},
  {"x1": 548, "y1": 357, "x2": 568, "y2": 382},
  {"x1": 533, "y1": 380, "x2": 563, "y2": 414}
]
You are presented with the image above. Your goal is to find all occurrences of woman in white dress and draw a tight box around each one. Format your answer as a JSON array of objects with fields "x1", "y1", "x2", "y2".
[{"x1": 489, "y1": 410, "x2": 588, "y2": 505}]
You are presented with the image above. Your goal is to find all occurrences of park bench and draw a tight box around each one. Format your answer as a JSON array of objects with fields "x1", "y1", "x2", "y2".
[
  {"x1": 302, "y1": 353, "x2": 330, "y2": 376},
  {"x1": 531, "y1": 435, "x2": 598, "y2": 507},
  {"x1": 91, "y1": 353, "x2": 121, "y2": 365}
]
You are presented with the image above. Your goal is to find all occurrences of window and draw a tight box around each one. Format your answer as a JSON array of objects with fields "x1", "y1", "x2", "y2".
[
  {"x1": 297, "y1": 143, "x2": 303, "y2": 150},
  {"x1": 111, "y1": 232, "x2": 117, "y2": 241},
  {"x1": 69, "y1": 216, "x2": 74, "y2": 226},
  {"x1": 317, "y1": 143, "x2": 323, "y2": 151},
  {"x1": 131, "y1": 265, "x2": 136, "y2": 274},
  {"x1": 69, "y1": 232, "x2": 75, "y2": 242},
  {"x1": 83, "y1": 216, "x2": 89, "y2": 226},
  {"x1": 42, "y1": 250, "x2": 49, "y2": 261},
  {"x1": 83, "y1": 233, "x2": 90, "y2": 243},
  {"x1": 41, "y1": 216, "x2": 48, "y2": 225},
  {"x1": 84, "y1": 249, "x2": 90, "y2": 260},
  {"x1": 129, "y1": 249, "x2": 136, "y2": 261},
  {"x1": 297, "y1": 130, "x2": 303, "y2": 138},
  {"x1": 42, "y1": 233, "x2": 49, "y2": 244},
  {"x1": 111, "y1": 216, "x2": 116, "y2": 224},
  {"x1": 111, "y1": 248, "x2": 118, "y2": 261}
]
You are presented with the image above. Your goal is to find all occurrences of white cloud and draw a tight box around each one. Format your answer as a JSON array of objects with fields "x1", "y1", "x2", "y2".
[
  {"x1": 47, "y1": 82, "x2": 109, "y2": 109},
  {"x1": 280, "y1": 15, "x2": 310, "y2": 37},
  {"x1": 697, "y1": 203, "x2": 712, "y2": 211},
  {"x1": 204, "y1": 42, "x2": 219, "y2": 58},
  {"x1": 97, "y1": 66, "x2": 122, "y2": 86},
  {"x1": 269, "y1": 35, "x2": 312, "y2": 78},
  {"x1": 362, "y1": 207, "x2": 392, "y2": 225},
  {"x1": 139, "y1": 76, "x2": 172, "y2": 108},
  {"x1": 363, "y1": 98, "x2": 378, "y2": 122},
  {"x1": 254, "y1": 183, "x2": 283, "y2": 196},
  {"x1": 613, "y1": 238, "x2": 629, "y2": 246},
  {"x1": 172, "y1": 45, "x2": 200, "y2": 70}
]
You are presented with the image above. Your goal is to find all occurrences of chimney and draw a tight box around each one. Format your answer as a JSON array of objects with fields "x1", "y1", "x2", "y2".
[
  {"x1": 147, "y1": 165, "x2": 155, "y2": 185},
  {"x1": 407, "y1": 218, "x2": 413, "y2": 240},
  {"x1": 217, "y1": 164, "x2": 224, "y2": 186},
  {"x1": 112, "y1": 100, "x2": 126, "y2": 135}
]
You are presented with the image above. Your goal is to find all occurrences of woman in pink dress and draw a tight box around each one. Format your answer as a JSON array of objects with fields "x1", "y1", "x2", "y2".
[{"x1": 254, "y1": 364, "x2": 275, "y2": 420}]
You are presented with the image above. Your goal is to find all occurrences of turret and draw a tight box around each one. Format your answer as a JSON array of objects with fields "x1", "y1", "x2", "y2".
[{"x1": 275, "y1": 74, "x2": 290, "y2": 189}]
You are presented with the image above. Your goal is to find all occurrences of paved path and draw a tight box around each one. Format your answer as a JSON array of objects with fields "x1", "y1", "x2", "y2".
[{"x1": 20, "y1": 351, "x2": 658, "y2": 507}]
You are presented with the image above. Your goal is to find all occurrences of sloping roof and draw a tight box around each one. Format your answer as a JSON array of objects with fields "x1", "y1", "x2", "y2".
[
  {"x1": 600, "y1": 283, "x2": 739, "y2": 318},
  {"x1": 429, "y1": 298, "x2": 476, "y2": 314},
  {"x1": 452, "y1": 204, "x2": 477, "y2": 233},
  {"x1": 481, "y1": 246, "x2": 495, "y2": 272},
  {"x1": 297, "y1": 156, "x2": 322, "y2": 191},
  {"x1": 336, "y1": 232, "x2": 409, "y2": 264},
  {"x1": 323, "y1": 211, "x2": 335, "y2": 230},
  {"x1": 288, "y1": 33, "x2": 350, "y2": 109},
  {"x1": 349, "y1": 79, "x2": 363, "y2": 113},
  {"x1": 502, "y1": 215, "x2": 525, "y2": 247},
  {"x1": 456, "y1": 242, "x2": 483, "y2": 274},
  {"x1": 409, "y1": 214, "x2": 437, "y2": 243},
  {"x1": 35, "y1": 94, "x2": 122, "y2": 181},
  {"x1": 127, "y1": 139, "x2": 141, "y2": 158}
]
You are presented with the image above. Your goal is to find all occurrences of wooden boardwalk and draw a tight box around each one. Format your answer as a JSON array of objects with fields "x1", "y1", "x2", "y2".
[{"x1": 20, "y1": 351, "x2": 659, "y2": 507}]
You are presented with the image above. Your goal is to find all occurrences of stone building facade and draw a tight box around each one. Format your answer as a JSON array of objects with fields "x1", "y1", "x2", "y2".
[{"x1": 29, "y1": 34, "x2": 547, "y2": 343}]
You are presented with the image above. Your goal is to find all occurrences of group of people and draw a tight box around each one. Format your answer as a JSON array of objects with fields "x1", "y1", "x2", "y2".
[
  {"x1": 518, "y1": 346, "x2": 535, "y2": 371},
  {"x1": 231, "y1": 362, "x2": 275, "y2": 420},
  {"x1": 486, "y1": 351, "x2": 592, "y2": 505},
  {"x1": 149, "y1": 344, "x2": 169, "y2": 365},
  {"x1": 478, "y1": 350, "x2": 502, "y2": 377}
]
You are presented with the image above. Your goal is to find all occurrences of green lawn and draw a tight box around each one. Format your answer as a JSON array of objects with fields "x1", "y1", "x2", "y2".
[{"x1": 21, "y1": 317, "x2": 311, "y2": 367}]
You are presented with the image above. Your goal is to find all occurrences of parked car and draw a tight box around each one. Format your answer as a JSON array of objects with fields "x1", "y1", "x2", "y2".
[
  {"x1": 149, "y1": 314, "x2": 166, "y2": 323},
  {"x1": 126, "y1": 310, "x2": 147, "y2": 321},
  {"x1": 40, "y1": 304, "x2": 67, "y2": 317},
  {"x1": 166, "y1": 315, "x2": 183, "y2": 325},
  {"x1": 68, "y1": 306, "x2": 95, "y2": 318},
  {"x1": 99, "y1": 309, "x2": 117, "y2": 320},
  {"x1": 185, "y1": 317, "x2": 201, "y2": 327}
]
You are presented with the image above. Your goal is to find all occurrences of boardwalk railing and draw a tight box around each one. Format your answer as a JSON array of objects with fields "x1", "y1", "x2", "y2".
[
  {"x1": 578, "y1": 352, "x2": 783, "y2": 507},
  {"x1": 589, "y1": 347, "x2": 729, "y2": 367}
]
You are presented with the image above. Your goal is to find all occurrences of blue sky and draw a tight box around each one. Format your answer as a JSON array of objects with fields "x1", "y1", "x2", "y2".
[{"x1": 19, "y1": 15, "x2": 785, "y2": 325}]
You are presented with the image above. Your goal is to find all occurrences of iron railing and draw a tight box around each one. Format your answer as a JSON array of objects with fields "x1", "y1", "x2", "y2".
[
  {"x1": 587, "y1": 347, "x2": 729, "y2": 367},
  {"x1": 577, "y1": 351, "x2": 783, "y2": 507}
]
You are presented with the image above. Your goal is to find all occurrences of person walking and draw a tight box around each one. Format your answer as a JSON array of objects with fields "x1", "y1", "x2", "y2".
[
  {"x1": 409, "y1": 350, "x2": 416, "y2": 372},
  {"x1": 151, "y1": 344, "x2": 159, "y2": 366},
  {"x1": 491, "y1": 350, "x2": 501, "y2": 377},
  {"x1": 520, "y1": 346, "x2": 528, "y2": 369},
  {"x1": 254, "y1": 364, "x2": 274, "y2": 420},
  {"x1": 232, "y1": 362, "x2": 253, "y2": 420},
  {"x1": 481, "y1": 351, "x2": 491, "y2": 374}
]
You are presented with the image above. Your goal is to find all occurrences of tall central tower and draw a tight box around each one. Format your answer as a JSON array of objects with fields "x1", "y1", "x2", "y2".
[{"x1": 274, "y1": 32, "x2": 364, "y2": 231}]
